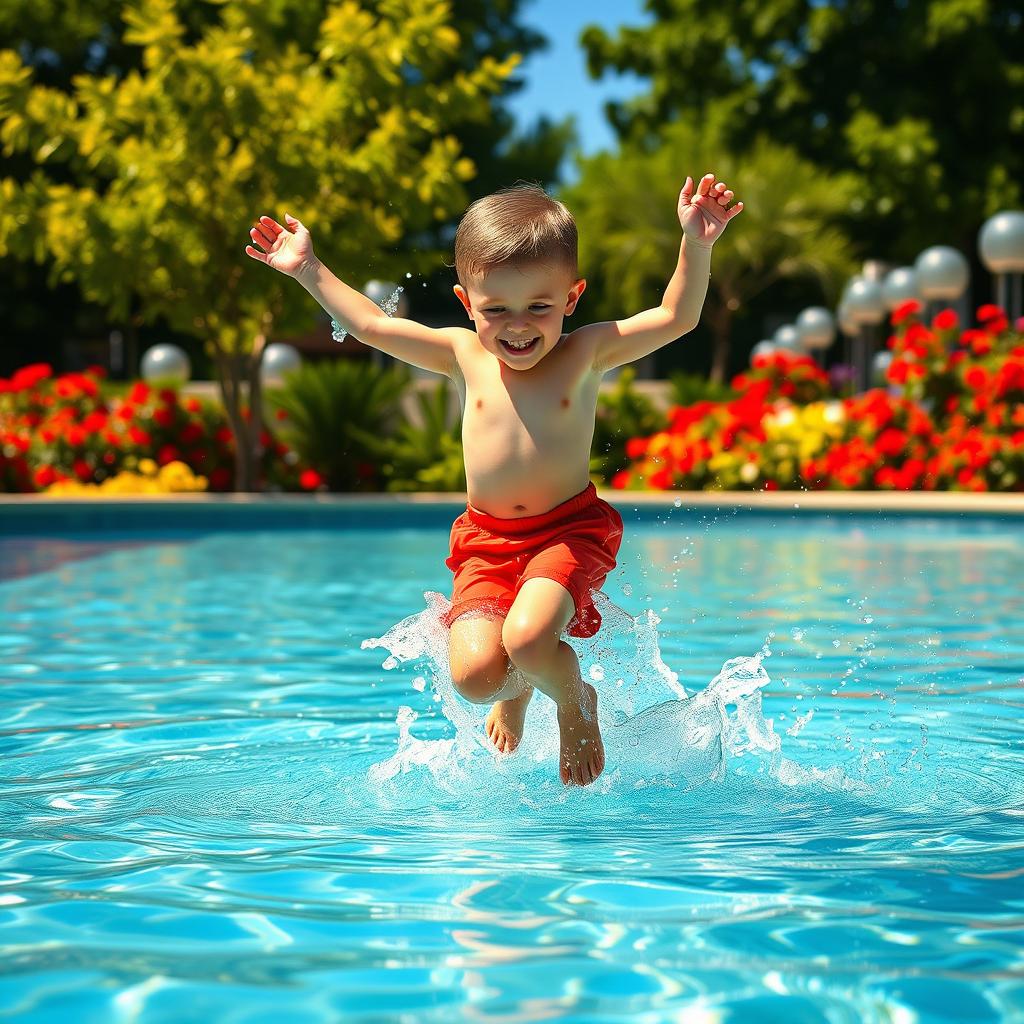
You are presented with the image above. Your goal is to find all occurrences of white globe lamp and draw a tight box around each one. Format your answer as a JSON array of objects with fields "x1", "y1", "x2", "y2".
[
  {"x1": 261, "y1": 343, "x2": 302, "y2": 387},
  {"x1": 141, "y1": 344, "x2": 190, "y2": 384}
]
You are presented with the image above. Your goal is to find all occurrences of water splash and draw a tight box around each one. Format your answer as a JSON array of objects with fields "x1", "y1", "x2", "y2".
[
  {"x1": 331, "y1": 286, "x2": 405, "y2": 343},
  {"x1": 361, "y1": 592, "x2": 868, "y2": 802}
]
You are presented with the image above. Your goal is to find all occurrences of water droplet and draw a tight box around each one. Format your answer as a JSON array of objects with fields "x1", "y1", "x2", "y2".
[
  {"x1": 412, "y1": 676, "x2": 426, "y2": 692},
  {"x1": 862, "y1": 614, "x2": 874, "y2": 624},
  {"x1": 831, "y1": 688, "x2": 838, "y2": 696},
  {"x1": 793, "y1": 628, "x2": 805, "y2": 641},
  {"x1": 589, "y1": 665, "x2": 605, "y2": 682},
  {"x1": 832, "y1": 639, "x2": 841, "y2": 648}
]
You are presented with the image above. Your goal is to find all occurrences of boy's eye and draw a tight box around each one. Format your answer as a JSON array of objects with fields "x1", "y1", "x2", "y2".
[{"x1": 530, "y1": 304, "x2": 551, "y2": 312}]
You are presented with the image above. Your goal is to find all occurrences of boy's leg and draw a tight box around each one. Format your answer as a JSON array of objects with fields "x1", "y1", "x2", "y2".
[
  {"x1": 448, "y1": 613, "x2": 534, "y2": 753},
  {"x1": 501, "y1": 579, "x2": 605, "y2": 786}
]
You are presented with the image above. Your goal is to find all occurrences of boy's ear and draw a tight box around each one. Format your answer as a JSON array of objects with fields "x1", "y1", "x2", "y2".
[
  {"x1": 564, "y1": 278, "x2": 587, "y2": 316},
  {"x1": 453, "y1": 284, "x2": 474, "y2": 319}
]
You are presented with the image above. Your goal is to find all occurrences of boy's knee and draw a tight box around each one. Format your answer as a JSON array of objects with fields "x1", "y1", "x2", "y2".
[
  {"x1": 450, "y1": 647, "x2": 510, "y2": 703},
  {"x1": 502, "y1": 615, "x2": 559, "y2": 677}
]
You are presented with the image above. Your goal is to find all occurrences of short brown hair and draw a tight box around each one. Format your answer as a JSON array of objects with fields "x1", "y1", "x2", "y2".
[{"x1": 454, "y1": 184, "x2": 578, "y2": 284}]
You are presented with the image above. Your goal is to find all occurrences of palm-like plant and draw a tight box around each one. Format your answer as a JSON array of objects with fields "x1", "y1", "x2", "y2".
[
  {"x1": 264, "y1": 360, "x2": 410, "y2": 491},
  {"x1": 352, "y1": 380, "x2": 466, "y2": 492},
  {"x1": 565, "y1": 119, "x2": 861, "y2": 383}
]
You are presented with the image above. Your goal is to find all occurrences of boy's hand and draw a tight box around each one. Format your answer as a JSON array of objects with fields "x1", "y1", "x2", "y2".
[
  {"x1": 678, "y1": 173, "x2": 743, "y2": 248},
  {"x1": 245, "y1": 214, "x2": 318, "y2": 279}
]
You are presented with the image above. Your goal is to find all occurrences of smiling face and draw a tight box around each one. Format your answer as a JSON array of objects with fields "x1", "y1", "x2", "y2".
[{"x1": 454, "y1": 262, "x2": 586, "y2": 370}]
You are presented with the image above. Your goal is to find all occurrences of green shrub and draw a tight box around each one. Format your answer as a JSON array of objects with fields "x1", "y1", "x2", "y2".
[
  {"x1": 264, "y1": 360, "x2": 410, "y2": 491},
  {"x1": 668, "y1": 371, "x2": 735, "y2": 405},
  {"x1": 590, "y1": 367, "x2": 667, "y2": 485},
  {"x1": 353, "y1": 380, "x2": 466, "y2": 492}
]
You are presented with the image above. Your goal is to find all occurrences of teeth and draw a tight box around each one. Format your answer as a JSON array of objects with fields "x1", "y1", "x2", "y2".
[{"x1": 504, "y1": 337, "x2": 537, "y2": 350}]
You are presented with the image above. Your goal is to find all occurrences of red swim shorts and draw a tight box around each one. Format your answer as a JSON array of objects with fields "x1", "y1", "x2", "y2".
[{"x1": 443, "y1": 482, "x2": 624, "y2": 638}]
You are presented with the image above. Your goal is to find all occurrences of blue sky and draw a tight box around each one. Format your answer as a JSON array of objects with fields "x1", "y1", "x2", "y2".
[{"x1": 504, "y1": 0, "x2": 651, "y2": 159}]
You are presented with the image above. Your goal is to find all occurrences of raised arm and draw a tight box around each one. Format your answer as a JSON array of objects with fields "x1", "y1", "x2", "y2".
[
  {"x1": 584, "y1": 174, "x2": 743, "y2": 373},
  {"x1": 246, "y1": 214, "x2": 456, "y2": 377}
]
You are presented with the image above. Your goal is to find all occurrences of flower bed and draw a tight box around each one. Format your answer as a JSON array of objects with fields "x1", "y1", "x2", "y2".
[
  {"x1": 0, "y1": 365, "x2": 313, "y2": 494},
  {"x1": 614, "y1": 305, "x2": 1024, "y2": 492}
]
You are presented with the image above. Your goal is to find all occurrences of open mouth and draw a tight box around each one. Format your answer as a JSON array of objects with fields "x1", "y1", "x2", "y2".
[{"x1": 500, "y1": 336, "x2": 541, "y2": 355}]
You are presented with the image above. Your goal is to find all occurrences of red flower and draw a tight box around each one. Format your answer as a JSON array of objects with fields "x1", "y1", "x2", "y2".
[
  {"x1": 81, "y1": 410, "x2": 108, "y2": 432},
  {"x1": 73, "y1": 459, "x2": 93, "y2": 482},
  {"x1": 932, "y1": 309, "x2": 958, "y2": 331},
  {"x1": 891, "y1": 300, "x2": 921, "y2": 326},
  {"x1": 611, "y1": 470, "x2": 631, "y2": 489},
  {"x1": 10, "y1": 363, "x2": 54, "y2": 392},
  {"x1": 876, "y1": 427, "x2": 907, "y2": 456},
  {"x1": 964, "y1": 366, "x2": 990, "y2": 392},
  {"x1": 180, "y1": 422, "x2": 205, "y2": 445},
  {"x1": 33, "y1": 464, "x2": 58, "y2": 488},
  {"x1": 129, "y1": 382, "x2": 151, "y2": 404},
  {"x1": 157, "y1": 444, "x2": 181, "y2": 465},
  {"x1": 128, "y1": 425, "x2": 152, "y2": 446},
  {"x1": 977, "y1": 304, "x2": 1004, "y2": 323},
  {"x1": 625, "y1": 437, "x2": 647, "y2": 459},
  {"x1": 299, "y1": 469, "x2": 324, "y2": 490},
  {"x1": 153, "y1": 406, "x2": 176, "y2": 428}
]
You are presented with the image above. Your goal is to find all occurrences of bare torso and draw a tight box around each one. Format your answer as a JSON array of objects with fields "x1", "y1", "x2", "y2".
[{"x1": 449, "y1": 328, "x2": 603, "y2": 518}]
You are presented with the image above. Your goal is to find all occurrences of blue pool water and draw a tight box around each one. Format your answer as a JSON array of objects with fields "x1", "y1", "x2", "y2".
[{"x1": 1, "y1": 508, "x2": 1022, "y2": 1023}]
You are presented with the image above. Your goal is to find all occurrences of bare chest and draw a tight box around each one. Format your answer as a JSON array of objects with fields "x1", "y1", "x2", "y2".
[{"x1": 457, "y1": 339, "x2": 600, "y2": 448}]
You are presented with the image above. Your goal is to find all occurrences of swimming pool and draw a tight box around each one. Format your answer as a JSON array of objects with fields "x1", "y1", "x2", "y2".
[{"x1": 1, "y1": 504, "x2": 1022, "y2": 1023}]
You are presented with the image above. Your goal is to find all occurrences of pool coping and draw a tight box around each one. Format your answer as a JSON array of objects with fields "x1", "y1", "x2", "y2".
[{"x1": 1, "y1": 490, "x2": 1023, "y2": 519}]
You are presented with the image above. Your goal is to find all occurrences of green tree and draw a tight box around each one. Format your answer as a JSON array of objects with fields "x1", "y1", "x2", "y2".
[
  {"x1": 564, "y1": 120, "x2": 859, "y2": 382},
  {"x1": 0, "y1": 0, "x2": 513, "y2": 490},
  {"x1": 583, "y1": 0, "x2": 1024, "y2": 261},
  {"x1": 0, "y1": 0, "x2": 571, "y2": 372}
]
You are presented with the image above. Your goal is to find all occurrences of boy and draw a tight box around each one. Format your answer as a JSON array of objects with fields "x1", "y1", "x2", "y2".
[{"x1": 245, "y1": 174, "x2": 743, "y2": 787}]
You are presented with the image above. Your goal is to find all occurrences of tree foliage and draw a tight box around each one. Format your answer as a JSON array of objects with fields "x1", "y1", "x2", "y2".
[
  {"x1": 583, "y1": 0, "x2": 1024, "y2": 259},
  {"x1": 0, "y1": 0, "x2": 514, "y2": 489},
  {"x1": 564, "y1": 119, "x2": 859, "y2": 381}
]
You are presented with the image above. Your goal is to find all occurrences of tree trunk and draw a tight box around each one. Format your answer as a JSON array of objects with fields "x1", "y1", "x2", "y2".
[
  {"x1": 212, "y1": 320, "x2": 269, "y2": 493},
  {"x1": 708, "y1": 307, "x2": 735, "y2": 385}
]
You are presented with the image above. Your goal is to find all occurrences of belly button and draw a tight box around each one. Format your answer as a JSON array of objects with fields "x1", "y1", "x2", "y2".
[
  {"x1": 561, "y1": 397, "x2": 570, "y2": 408},
  {"x1": 476, "y1": 399, "x2": 483, "y2": 409}
]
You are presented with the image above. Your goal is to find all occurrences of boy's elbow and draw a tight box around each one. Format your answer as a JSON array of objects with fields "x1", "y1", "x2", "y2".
[{"x1": 660, "y1": 307, "x2": 697, "y2": 338}]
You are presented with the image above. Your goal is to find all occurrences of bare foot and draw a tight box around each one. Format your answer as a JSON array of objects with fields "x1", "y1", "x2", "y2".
[
  {"x1": 557, "y1": 682, "x2": 605, "y2": 786},
  {"x1": 485, "y1": 685, "x2": 534, "y2": 754}
]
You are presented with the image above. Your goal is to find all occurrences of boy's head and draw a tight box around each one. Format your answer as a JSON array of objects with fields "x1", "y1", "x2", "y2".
[{"x1": 453, "y1": 185, "x2": 586, "y2": 369}]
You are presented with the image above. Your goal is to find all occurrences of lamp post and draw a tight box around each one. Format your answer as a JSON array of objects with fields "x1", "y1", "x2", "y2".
[
  {"x1": 140, "y1": 344, "x2": 191, "y2": 385},
  {"x1": 842, "y1": 277, "x2": 886, "y2": 391},
  {"x1": 881, "y1": 266, "x2": 922, "y2": 312},
  {"x1": 978, "y1": 211, "x2": 1024, "y2": 320},
  {"x1": 795, "y1": 306, "x2": 836, "y2": 367},
  {"x1": 914, "y1": 245, "x2": 969, "y2": 325},
  {"x1": 772, "y1": 324, "x2": 802, "y2": 351},
  {"x1": 261, "y1": 343, "x2": 302, "y2": 387}
]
